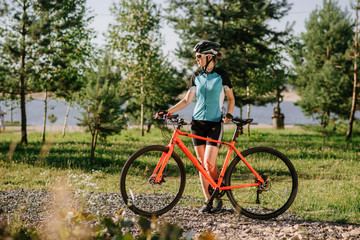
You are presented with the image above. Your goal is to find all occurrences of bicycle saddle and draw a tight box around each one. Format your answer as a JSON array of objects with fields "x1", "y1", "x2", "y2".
[{"x1": 232, "y1": 118, "x2": 253, "y2": 126}]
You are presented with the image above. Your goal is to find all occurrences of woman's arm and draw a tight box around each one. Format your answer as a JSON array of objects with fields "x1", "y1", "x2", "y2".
[
  {"x1": 168, "y1": 90, "x2": 195, "y2": 114},
  {"x1": 224, "y1": 88, "x2": 235, "y2": 122}
]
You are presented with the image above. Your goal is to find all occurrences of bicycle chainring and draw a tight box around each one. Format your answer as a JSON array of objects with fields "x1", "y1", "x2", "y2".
[{"x1": 208, "y1": 181, "x2": 226, "y2": 198}]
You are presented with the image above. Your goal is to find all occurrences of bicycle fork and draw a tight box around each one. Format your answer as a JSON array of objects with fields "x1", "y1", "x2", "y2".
[{"x1": 151, "y1": 144, "x2": 175, "y2": 184}]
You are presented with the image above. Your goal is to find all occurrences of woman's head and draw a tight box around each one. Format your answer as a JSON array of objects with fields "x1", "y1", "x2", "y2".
[
  {"x1": 194, "y1": 40, "x2": 222, "y2": 69},
  {"x1": 193, "y1": 40, "x2": 221, "y2": 55}
]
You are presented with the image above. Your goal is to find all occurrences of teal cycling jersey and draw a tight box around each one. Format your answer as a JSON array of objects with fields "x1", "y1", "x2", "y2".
[{"x1": 188, "y1": 68, "x2": 232, "y2": 122}]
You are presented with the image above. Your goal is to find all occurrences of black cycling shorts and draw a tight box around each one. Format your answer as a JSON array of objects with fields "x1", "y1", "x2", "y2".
[{"x1": 191, "y1": 120, "x2": 223, "y2": 147}]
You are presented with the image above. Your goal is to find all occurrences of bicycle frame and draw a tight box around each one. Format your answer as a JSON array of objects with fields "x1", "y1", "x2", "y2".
[{"x1": 152, "y1": 127, "x2": 265, "y2": 192}]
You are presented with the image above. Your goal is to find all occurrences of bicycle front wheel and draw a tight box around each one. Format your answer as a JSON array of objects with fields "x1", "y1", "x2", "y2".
[
  {"x1": 120, "y1": 145, "x2": 186, "y2": 217},
  {"x1": 225, "y1": 147, "x2": 298, "y2": 220}
]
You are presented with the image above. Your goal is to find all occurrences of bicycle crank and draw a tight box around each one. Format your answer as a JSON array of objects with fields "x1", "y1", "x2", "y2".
[{"x1": 208, "y1": 181, "x2": 226, "y2": 198}]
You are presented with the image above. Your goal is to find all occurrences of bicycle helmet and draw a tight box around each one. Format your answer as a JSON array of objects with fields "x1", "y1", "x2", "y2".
[{"x1": 193, "y1": 40, "x2": 221, "y2": 55}]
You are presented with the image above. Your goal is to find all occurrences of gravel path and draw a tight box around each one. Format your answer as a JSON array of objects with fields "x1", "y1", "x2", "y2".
[{"x1": 1, "y1": 189, "x2": 359, "y2": 239}]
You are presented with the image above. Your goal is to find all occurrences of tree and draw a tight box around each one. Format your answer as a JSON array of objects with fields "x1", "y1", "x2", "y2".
[
  {"x1": 166, "y1": 0, "x2": 292, "y2": 121},
  {"x1": 0, "y1": 0, "x2": 36, "y2": 144},
  {"x1": 346, "y1": 0, "x2": 360, "y2": 139},
  {"x1": 290, "y1": 0, "x2": 354, "y2": 129},
  {"x1": 124, "y1": 66, "x2": 186, "y2": 133},
  {"x1": 77, "y1": 52, "x2": 126, "y2": 163},
  {"x1": 266, "y1": 44, "x2": 294, "y2": 129},
  {"x1": 107, "y1": 0, "x2": 184, "y2": 136},
  {"x1": 0, "y1": 0, "x2": 93, "y2": 144},
  {"x1": 35, "y1": 0, "x2": 94, "y2": 141}
]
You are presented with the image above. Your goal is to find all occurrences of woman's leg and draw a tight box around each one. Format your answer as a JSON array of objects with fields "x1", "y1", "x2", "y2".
[
  {"x1": 195, "y1": 144, "x2": 220, "y2": 200},
  {"x1": 194, "y1": 145, "x2": 207, "y2": 199}
]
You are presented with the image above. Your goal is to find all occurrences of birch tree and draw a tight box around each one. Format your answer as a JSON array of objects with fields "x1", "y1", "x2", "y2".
[{"x1": 346, "y1": 0, "x2": 360, "y2": 139}]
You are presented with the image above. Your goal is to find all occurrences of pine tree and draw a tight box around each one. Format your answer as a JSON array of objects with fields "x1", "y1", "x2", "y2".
[
  {"x1": 77, "y1": 52, "x2": 126, "y2": 163},
  {"x1": 36, "y1": 0, "x2": 94, "y2": 142},
  {"x1": 0, "y1": 0, "x2": 93, "y2": 144},
  {"x1": 166, "y1": 0, "x2": 292, "y2": 117},
  {"x1": 107, "y1": 0, "x2": 184, "y2": 136},
  {"x1": 290, "y1": 0, "x2": 353, "y2": 129}
]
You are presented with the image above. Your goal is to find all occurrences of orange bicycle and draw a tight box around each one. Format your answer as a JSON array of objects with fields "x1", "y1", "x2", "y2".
[{"x1": 120, "y1": 114, "x2": 298, "y2": 220}]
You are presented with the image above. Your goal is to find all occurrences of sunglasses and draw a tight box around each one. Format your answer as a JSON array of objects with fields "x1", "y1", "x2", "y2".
[{"x1": 196, "y1": 54, "x2": 207, "y2": 60}]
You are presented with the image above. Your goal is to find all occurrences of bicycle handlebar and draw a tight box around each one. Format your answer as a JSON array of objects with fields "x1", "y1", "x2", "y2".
[
  {"x1": 158, "y1": 113, "x2": 253, "y2": 127},
  {"x1": 159, "y1": 113, "x2": 187, "y2": 126}
]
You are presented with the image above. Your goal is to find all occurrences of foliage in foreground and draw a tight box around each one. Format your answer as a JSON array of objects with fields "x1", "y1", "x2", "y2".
[{"x1": 0, "y1": 210, "x2": 214, "y2": 240}]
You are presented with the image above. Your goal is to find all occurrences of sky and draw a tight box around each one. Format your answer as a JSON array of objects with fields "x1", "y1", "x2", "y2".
[{"x1": 85, "y1": 0, "x2": 356, "y2": 58}]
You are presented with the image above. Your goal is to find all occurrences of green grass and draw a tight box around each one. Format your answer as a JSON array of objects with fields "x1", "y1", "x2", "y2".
[
  {"x1": 0, "y1": 125, "x2": 359, "y2": 224},
  {"x1": 5, "y1": 121, "x2": 21, "y2": 126}
]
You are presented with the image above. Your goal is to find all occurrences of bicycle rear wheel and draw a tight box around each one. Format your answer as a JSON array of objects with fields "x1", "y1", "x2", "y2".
[
  {"x1": 120, "y1": 145, "x2": 186, "y2": 217},
  {"x1": 225, "y1": 147, "x2": 298, "y2": 219}
]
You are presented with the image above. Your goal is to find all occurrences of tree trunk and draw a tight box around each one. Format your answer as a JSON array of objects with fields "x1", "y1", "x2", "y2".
[
  {"x1": 141, "y1": 102, "x2": 144, "y2": 136},
  {"x1": 272, "y1": 88, "x2": 285, "y2": 130},
  {"x1": 147, "y1": 123, "x2": 152, "y2": 133},
  {"x1": 347, "y1": 75, "x2": 358, "y2": 139},
  {"x1": 321, "y1": 110, "x2": 330, "y2": 129},
  {"x1": 90, "y1": 133, "x2": 95, "y2": 163},
  {"x1": 62, "y1": 100, "x2": 72, "y2": 137},
  {"x1": 10, "y1": 100, "x2": 13, "y2": 124},
  {"x1": 20, "y1": 2, "x2": 27, "y2": 145},
  {"x1": 246, "y1": 86, "x2": 251, "y2": 137},
  {"x1": 20, "y1": 75, "x2": 27, "y2": 144},
  {"x1": 240, "y1": 102, "x2": 243, "y2": 119},
  {"x1": 90, "y1": 130, "x2": 98, "y2": 164},
  {"x1": 140, "y1": 78, "x2": 144, "y2": 136},
  {"x1": 41, "y1": 90, "x2": 48, "y2": 142},
  {"x1": 346, "y1": 2, "x2": 359, "y2": 140}
]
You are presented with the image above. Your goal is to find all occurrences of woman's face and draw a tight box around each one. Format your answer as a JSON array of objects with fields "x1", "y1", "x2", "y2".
[{"x1": 195, "y1": 52, "x2": 208, "y2": 67}]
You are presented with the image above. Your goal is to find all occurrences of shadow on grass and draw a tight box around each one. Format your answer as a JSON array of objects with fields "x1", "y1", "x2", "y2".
[
  {"x1": 0, "y1": 126, "x2": 359, "y2": 176},
  {"x1": 0, "y1": 139, "x2": 200, "y2": 175}
]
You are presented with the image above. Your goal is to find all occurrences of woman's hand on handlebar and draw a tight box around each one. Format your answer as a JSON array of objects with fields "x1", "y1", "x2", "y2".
[{"x1": 155, "y1": 110, "x2": 168, "y2": 119}]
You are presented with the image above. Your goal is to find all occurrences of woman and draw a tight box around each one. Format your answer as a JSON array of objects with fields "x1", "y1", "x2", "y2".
[{"x1": 157, "y1": 40, "x2": 235, "y2": 213}]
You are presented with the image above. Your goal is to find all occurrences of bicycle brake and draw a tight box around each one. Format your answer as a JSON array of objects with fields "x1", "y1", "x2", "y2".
[{"x1": 148, "y1": 175, "x2": 166, "y2": 185}]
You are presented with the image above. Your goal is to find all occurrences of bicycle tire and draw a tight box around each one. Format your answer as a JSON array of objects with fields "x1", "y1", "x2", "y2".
[
  {"x1": 225, "y1": 147, "x2": 298, "y2": 220},
  {"x1": 120, "y1": 145, "x2": 186, "y2": 217}
]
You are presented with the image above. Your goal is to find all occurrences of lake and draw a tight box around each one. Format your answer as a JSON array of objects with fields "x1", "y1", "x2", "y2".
[{"x1": 0, "y1": 100, "x2": 359, "y2": 126}]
